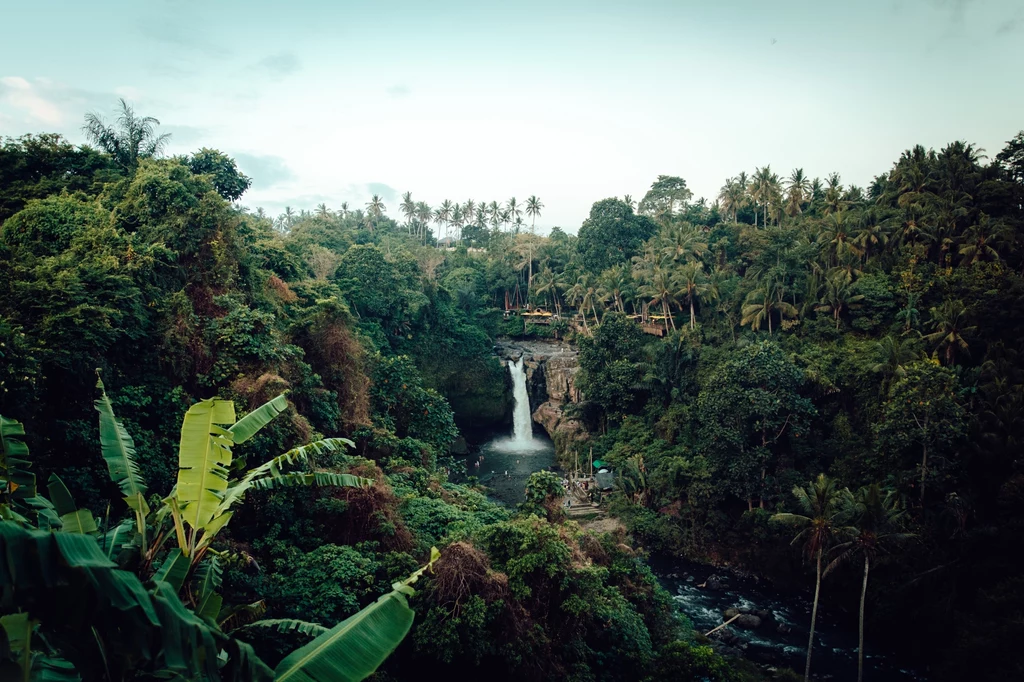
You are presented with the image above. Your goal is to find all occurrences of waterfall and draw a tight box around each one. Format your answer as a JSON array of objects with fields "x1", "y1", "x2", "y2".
[{"x1": 508, "y1": 357, "x2": 535, "y2": 445}]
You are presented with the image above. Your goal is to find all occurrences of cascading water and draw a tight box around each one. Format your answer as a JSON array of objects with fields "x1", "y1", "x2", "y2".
[{"x1": 508, "y1": 357, "x2": 535, "y2": 446}]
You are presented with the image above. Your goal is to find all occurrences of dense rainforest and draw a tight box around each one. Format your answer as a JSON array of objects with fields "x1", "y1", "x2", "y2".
[{"x1": 0, "y1": 101, "x2": 1022, "y2": 682}]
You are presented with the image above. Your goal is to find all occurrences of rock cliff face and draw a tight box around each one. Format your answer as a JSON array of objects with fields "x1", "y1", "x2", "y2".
[{"x1": 496, "y1": 340, "x2": 587, "y2": 456}]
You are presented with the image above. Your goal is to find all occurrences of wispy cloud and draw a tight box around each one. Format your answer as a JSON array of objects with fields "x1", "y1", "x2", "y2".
[
  {"x1": 251, "y1": 52, "x2": 301, "y2": 78},
  {"x1": 234, "y1": 152, "x2": 295, "y2": 187},
  {"x1": 386, "y1": 84, "x2": 411, "y2": 98},
  {"x1": 0, "y1": 76, "x2": 63, "y2": 126}
]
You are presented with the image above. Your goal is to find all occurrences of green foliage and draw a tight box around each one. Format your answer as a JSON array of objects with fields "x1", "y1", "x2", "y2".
[
  {"x1": 696, "y1": 341, "x2": 815, "y2": 506},
  {"x1": 577, "y1": 198, "x2": 658, "y2": 273}
]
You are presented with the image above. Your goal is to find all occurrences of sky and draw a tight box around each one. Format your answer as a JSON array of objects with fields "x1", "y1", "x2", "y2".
[{"x1": 1, "y1": 0, "x2": 1022, "y2": 233}]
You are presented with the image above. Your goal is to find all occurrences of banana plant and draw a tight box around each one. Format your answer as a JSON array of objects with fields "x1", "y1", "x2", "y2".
[
  {"x1": 94, "y1": 373, "x2": 149, "y2": 549},
  {"x1": 166, "y1": 392, "x2": 367, "y2": 563}
]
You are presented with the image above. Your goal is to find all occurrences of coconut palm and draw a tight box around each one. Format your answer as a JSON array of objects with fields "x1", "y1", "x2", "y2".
[
  {"x1": 315, "y1": 203, "x2": 332, "y2": 220},
  {"x1": 785, "y1": 168, "x2": 812, "y2": 218},
  {"x1": 366, "y1": 194, "x2": 386, "y2": 218},
  {"x1": 717, "y1": 176, "x2": 749, "y2": 223},
  {"x1": 871, "y1": 335, "x2": 924, "y2": 394},
  {"x1": 507, "y1": 197, "x2": 522, "y2": 226},
  {"x1": 741, "y1": 279, "x2": 797, "y2": 335},
  {"x1": 825, "y1": 485, "x2": 913, "y2": 682},
  {"x1": 923, "y1": 300, "x2": 976, "y2": 365},
  {"x1": 400, "y1": 192, "x2": 416, "y2": 230},
  {"x1": 533, "y1": 266, "x2": 568, "y2": 316},
  {"x1": 751, "y1": 166, "x2": 783, "y2": 227},
  {"x1": 451, "y1": 205, "x2": 465, "y2": 243},
  {"x1": 660, "y1": 223, "x2": 708, "y2": 264},
  {"x1": 640, "y1": 266, "x2": 679, "y2": 332},
  {"x1": 434, "y1": 200, "x2": 454, "y2": 244},
  {"x1": 566, "y1": 275, "x2": 600, "y2": 332},
  {"x1": 339, "y1": 201, "x2": 350, "y2": 219},
  {"x1": 675, "y1": 261, "x2": 710, "y2": 330},
  {"x1": 83, "y1": 98, "x2": 171, "y2": 171},
  {"x1": 823, "y1": 173, "x2": 845, "y2": 215},
  {"x1": 815, "y1": 270, "x2": 865, "y2": 329},
  {"x1": 772, "y1": 475, "x2": 854, "y2": 682},
  {"x1": 526, "y1": 195, "x2": 544, "y2": 233},
  {"x1": 489, "y1": 201, "x2": 502, "y2": 231},
  {"x1": 958, "y1": 214, "x2": 1008, "y2": 265},
  {"x1": 597, "y1": 264, "x2": 631, "y2": 313},
  {"x1": 414, "y1": 201, "x2": 432, "y2": 242},
  {"x1": 623, "y1": 194, "x2": 636, "y2": 211}
]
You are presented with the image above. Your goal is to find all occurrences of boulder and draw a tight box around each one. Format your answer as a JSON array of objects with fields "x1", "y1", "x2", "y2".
[
  {"x1": 723, "y1": 608, "x2": 741, "y2": 620},
  {"x1": 734, "y1": 614, "x2": 762, "y2": 630},
  {"x1": 449, "y1": 436, "x2": 469, "y2": 455}
]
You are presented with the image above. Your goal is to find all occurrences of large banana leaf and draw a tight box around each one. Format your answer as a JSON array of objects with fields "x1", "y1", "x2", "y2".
[
  {"x1": 46, "y1": 475, "x2": 95, "y2": 534},
  {"x1": 250, "y1": 472, "x2": 372, "y2": 491},
  {"x1": 235, "y1": 619, "x2": 329, "y2": 638},
  {"x1": 176, "y1": 399, "x2": 236, "y2": 531},
  {"x1": 273, "y1": 547, "x2": 439, "y2": 682},
  {"x1": 228, "y1": 393, "x2": 288, "y2": 444},
  {"x1": 0, "y1": 521, "x2": 274, "y2": 682},
  {"x1": 214, "y1": 438, "x2": 355, "y2": 519},
  {"x1": 0, "y1": 415, "x2": 36, "y2": 501},
  {"x1": 94, "y1": 376, "x2": 147, "y2": 512}
]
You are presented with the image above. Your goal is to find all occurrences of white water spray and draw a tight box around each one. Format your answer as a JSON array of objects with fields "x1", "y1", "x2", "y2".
[{"x1": 508, "y1": 357, "x2": 535, "y2": 446}]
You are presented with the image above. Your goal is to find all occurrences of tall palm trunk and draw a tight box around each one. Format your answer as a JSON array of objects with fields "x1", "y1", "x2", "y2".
[
  {"x1": 858, "y1": 555, "x2": 870, "y2": 682},
  {"x1": 805, "y1": 548, "x2": 822, "y2": 682},
  {"x1": 689, "y1": 297, "x2": 696, "y2": 330}
]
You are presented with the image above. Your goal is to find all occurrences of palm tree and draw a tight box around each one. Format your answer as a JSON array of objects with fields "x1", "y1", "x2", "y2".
[
  {"x1": 400, "y1": 192, "x2": 416, "y2": 230},
  {"x1": 316, "y1": 203, "x2": 332, "y2": 220},
  {"x1": 462, "y1": 199, "x2": 476, "y2": 228},
  {"x1": 823, "y1": 173, "x2": 845, "y2": 215},
  {"x1": 566, "y1": 275, "x2": 599, "y2": 332},
  {"x1": 871, "y1": 335, "x2": 923, "y2": 394},
  {"x1": 339, "y1": 201, "x2": 350, "y2": 219},
  {"x1": 660, "y1": 223, "x2": 708, "y2": 264},
  {"x1": 772, "y1": 475, "x2": 853, "y2": 682},
  {"x1": 597, "y1": 264, "x2": 630, "y2": 313},
  {"x1": 623, "y1": 194, "x2": 636, "y2": 211},
  {"x1": 451, "y1": 205, "x2": 465, "y2": 243},
  {"x1": 750, "y1": 166, "x2": 782, "y2": 227},
  {"x1": 815, "y1": 270, "x2": 865, "y2": 329},
  {"x1": 717, "y1": 176, "x2": 749, "y2": 223},
  {"x1": 366, "y1": 194, "x2": 386, "y2": 218},
  {"x1": 923, "y1": 300, "x2": 976, "y2": 365},
  {"x1": 506, "y1": 197, "x2": 522, "y2": 229},
  {"x1": 435, "y1": 200, "x2": 454, "y2": 244},
  {"x1": 488, "y1": 201, "x2": 502, "y2": 232},
  {"x1": 958, "y1": 214, "x2": 1007, "y2": 265},
  {"x1": 534, "y1": 267, "x2": 567, "y2": 316},
  {"x1": 741, "y1": 279, "x2": 797, "y2": 335},
  {"x1": 83, "y1": 98, "x2": 171, "y2": 171},
  {"x1": 526, "y1": 195, "x2": 544, "y2": 233},
  {"x1": 825, "y1": 485, "x2": 913, "y2": 682},
  {"x1": 785, "y1": 168, "x2": 811, "y2": 218},
  {"x1": 675, "y1": 261, "x2": 710, "y2": 330},
  {"x1": 415, "y1": 201, "x2": 432, "y2": 242},
  {"x1": 640, "y1": 266, "x2": 679, "y2": 332}
]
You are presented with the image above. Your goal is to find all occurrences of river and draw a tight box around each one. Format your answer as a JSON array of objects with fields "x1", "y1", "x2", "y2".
[{"x1": 468, "y1": 357, "x2": 923, "y2": 680}]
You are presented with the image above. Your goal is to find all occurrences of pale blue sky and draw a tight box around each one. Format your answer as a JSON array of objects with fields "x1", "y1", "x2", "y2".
[{"x1": 1, "y1": 0, "x2": 1021, "y2": 231}]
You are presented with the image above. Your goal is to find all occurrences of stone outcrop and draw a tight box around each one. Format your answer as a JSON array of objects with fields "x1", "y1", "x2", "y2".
[{"x1": 495, "y1": 340, "x2": 587, "y2": 455}]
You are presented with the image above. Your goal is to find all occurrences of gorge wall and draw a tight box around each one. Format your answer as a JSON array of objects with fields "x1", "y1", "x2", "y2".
[{"x1": 495, "y1": 339, "x2": 588, "y2": 458}]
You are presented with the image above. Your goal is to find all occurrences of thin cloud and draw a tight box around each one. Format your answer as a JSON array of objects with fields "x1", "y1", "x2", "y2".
[
  {"x1": 386, "y1": 84, "x2": 411, "y2": 97},
  {"x1": 0, "y1": 76, "x2": 64, "y2": 126},
  {"x1": 252, "y1": 52, "x2": 301, "y2": 78},
  {"x1": 234, "y1": 152, "x2": 295, "y2": 187}
]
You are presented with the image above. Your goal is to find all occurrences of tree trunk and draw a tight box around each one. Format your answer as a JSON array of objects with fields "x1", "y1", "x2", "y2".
[
  {"x1": 858, "y1": 555, "x2": 869, "y2": 682},
  {"x1": 690, "y1": 298, "x2": 696, "y2": 330},
  {"x1": 768, "y1": 308, "x2": 773, "y2": 335},
  {"x1": 805, "y1": 549, "x2": 822, "y2": 682}
]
